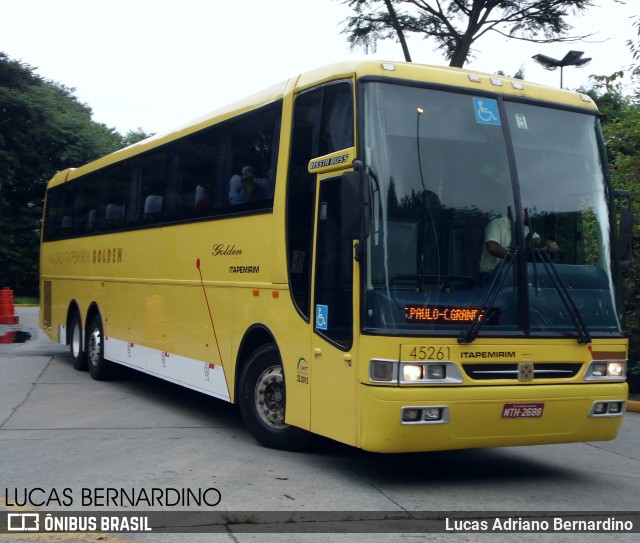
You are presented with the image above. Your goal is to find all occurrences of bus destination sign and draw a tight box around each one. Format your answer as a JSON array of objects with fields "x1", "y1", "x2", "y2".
[{"x1": 405, "y1": 305, "x2": 484, "y2": 324}]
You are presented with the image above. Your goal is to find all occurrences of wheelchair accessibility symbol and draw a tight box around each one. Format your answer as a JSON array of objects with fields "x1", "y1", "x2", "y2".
[
  {"x1": 473, "y1": 97, "x2": 501, "y2": 125},
  {"x1": 315, "y1": 304, "x2": 329, "y2": 331}
]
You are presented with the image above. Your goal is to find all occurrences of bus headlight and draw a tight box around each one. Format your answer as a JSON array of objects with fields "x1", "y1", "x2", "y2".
[
  {"x1": 427, "y1": 364, "x2": 446, "y2": 380},
  {"x1": 607, "y1": 362, "x2": 625, "y2": 377},
  {"x1": 423, "y1": 407, "x2": 442, "y2": 420},
  {"x1": 593, "y1": 402, "x2": 607, "y2": 415},
  {"x1": 608, "y1": 402, "x2": 623, "y2": 414},
  {"x1": 589, "y1": 401, "x2": 626, "y2": 417},
  {"x1": 401, "y1": 406, "x2": 450, "y2": 425},
  {"x1": 399, "y1": 362, "x2": 462, "y2": 384},
  {"x1": 403, "y1": 364, "x2": 423, "y2": 381},
  {"x1": 370, "y1": 360, "x2": 463, "y2": 385},
  {"x1": 370, "y1": 360, "x2": 397, "y2": 382},
  {"x1": 585, "y1": 360, "x2": 627, "y2": 380}
]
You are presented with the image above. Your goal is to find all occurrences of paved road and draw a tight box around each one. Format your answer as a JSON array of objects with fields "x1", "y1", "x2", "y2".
[{"x1": 1, "y1": 307, "x2": 639, "y2": 542}]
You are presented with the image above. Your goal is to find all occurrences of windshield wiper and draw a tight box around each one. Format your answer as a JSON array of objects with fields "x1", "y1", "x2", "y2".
[
  {"x1": 532, "y1": 248, "x2": 591, "y2": 344},
  {"x1": 458, "y1": 248, "x2": 517, "y2": 344}
]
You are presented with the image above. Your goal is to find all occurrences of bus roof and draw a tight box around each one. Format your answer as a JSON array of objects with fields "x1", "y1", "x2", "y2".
[
  {"x1": 48, "y1": 60, "x2": 598, "y2": 189},
  {"x1": 296, "y1": 59, "x2": 597, "y2": 109}
]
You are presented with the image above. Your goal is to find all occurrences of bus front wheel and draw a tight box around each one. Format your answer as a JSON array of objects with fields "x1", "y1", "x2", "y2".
[
  {"x1": 86, "y1": 314, "x2": 114, "y2": 381},
  {"x1": 239, "y1": 345, "x2": 309, "y2": 451}
]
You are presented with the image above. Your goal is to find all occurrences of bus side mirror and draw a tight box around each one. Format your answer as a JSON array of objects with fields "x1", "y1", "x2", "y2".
[
  {"x1": 341, "y1": 167, "x2": 371, "y2": 240},
  {"x1": 614, "y1": 189, "x2": 633, "y2": 269}
]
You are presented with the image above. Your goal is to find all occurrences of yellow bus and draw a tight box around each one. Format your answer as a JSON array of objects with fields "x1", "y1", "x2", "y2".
[{"x1": 40, "y1": 61, "x2": 631, "y2": 453}]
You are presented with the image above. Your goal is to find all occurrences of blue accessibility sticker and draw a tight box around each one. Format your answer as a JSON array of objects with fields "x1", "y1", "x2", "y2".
[
  {"x1": 315, "y1": 304, "x2": 329, "y2": 331},
  {"x1": 473, "y1": 97, "x2": 501, "y2": 125}
]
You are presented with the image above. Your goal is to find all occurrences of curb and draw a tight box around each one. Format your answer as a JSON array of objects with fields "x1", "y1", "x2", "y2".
[{"x1": 627, "y1": 400, "x2": 640, "y2": 413}]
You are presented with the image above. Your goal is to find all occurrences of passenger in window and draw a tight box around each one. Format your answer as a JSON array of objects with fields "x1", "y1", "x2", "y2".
[
  {"x1": 479, "y1": 204, "x2": 559, "y2": 279},
  {"x1": 229, "y1": 166, "x2": 268, "y2": 204}
]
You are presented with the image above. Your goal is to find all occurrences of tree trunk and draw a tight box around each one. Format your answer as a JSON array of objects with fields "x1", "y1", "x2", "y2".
[
  {"x1": 449, "y1": 36, "x2": 473, "y2": 68},
  {"x1": 383, "y1": 0, "x2": 412, "y2": 62}
]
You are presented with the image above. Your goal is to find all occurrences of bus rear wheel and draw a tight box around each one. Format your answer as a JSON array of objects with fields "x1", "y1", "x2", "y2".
[
  {"x1": 86, "y1": 313, "x2": 114, "y2": 381},
  {"x1": 69, "y1": 311, "x2": 87, "y2": 371},
  {"x1": 239, "y1": 345, "x2": 309, "y2": 451}
]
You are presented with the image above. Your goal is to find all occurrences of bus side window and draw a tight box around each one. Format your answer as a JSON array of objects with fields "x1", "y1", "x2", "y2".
[
  {"x1": 143, "y1": 194, "x2": 163, "y2": 220},
  {"x1": 101, "y1": 165, "x2": 128, "y2": 229},
  {"x1": 86, "y1": 208, "x2": 96, "y2": 232},
  {"x1": 171, "y1": 129, "x2": 217, "y2": 219},
  {"x1": 105, "y1": 203, "x2": 125, "y2": 223},
  {"x1": 218, "y1": 102, "x2": 281, "y2": 211},
  {"x1": 72, "y1": 179, "x2": 95, "y2": 234},
  {"x1": 319, "y1": 83, "x2": 354, "y2": 156},
  {"x1": 44, "y1": 183, "x2": 74, "y2": 240},
  {"x1": 141, "y1": 152, "x2": 169, "y2": 223}
]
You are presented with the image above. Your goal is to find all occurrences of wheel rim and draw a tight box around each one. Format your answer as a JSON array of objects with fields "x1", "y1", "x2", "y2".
[
  {"x1": 71, "y1": 322, "x2": 82, "y2": 359},
  {"x1": 87, "y1": 326, "x2": 101, "y2": 368},
  {"x1": 254, "y1": 365, "x2": 287, "y2": 429}
]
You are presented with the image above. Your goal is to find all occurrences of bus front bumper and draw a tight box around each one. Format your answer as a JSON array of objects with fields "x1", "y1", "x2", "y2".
[{"x1": 359, "y1": 382, "x2": 628, "y2": 453}]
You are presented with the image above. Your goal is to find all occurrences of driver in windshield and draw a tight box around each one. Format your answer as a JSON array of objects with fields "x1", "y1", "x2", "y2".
[{"x1": 480, "y1": 204, "x2": 559, "y2": 279}]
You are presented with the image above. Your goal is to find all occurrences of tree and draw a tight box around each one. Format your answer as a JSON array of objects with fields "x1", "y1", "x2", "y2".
[
  {"x1": 583, "y1": 26, "x2": 640, "y2": 381},
  {"x1": 0, "y1": 53, "x2": 125, "y2": 295},
  {"x1": 627, "y1": 14, "x2": 640, "y2": 64},
  {"x1": 603, "y1": 91, "x2": 640, "y2": 383},
  {"x1": 121, "y1": 128, "x2": 154, "y2": 147},
  {"x1": 340, "y1": 0, "x2": 595, "y2": 67},
  {"x1": 496, "y1": 66, "x2": 525, "y2": 79}
]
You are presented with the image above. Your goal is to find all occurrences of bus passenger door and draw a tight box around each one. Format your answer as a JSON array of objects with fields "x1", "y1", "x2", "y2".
[{"x1": 310, "y1": 175, "x2": 358, "y2": 446}]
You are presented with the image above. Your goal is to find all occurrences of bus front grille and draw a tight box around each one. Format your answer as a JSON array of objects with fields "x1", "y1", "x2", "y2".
[{"x1": 462, "y1": 363, "x2": 582, "y2": 380}]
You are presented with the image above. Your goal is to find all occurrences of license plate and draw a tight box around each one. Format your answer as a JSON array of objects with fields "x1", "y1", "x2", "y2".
[{"x1": 502, "y1": 402, "x2": 544, "y2": 418}]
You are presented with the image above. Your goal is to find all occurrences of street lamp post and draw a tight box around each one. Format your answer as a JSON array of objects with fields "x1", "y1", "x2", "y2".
[{"x1": 532, "y1": 50, "x2": 592, "y2": 88}]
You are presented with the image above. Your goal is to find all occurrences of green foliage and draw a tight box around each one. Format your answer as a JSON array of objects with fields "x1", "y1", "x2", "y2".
[
  {"x1": 340, "y1": 0, "x2": 594, "y2": 67},
  {"x1": 14, "y1": 297, "x2": 39, "y2": 305},
  {"x1": 121, "y1": 128, "x2": 154, "y2": 147},
  {"x1": 584, "y1": 64, "x2": 640, "y2": 380},
  {"x1": 496, "y1": 67, "x2": 525, "y2": 80},
  {"x1": 627, "y1": 15, "x2": 640, "y2": 63},
  {"x1": 0, "y1": 53, "x2": 133, "y2": 295}
]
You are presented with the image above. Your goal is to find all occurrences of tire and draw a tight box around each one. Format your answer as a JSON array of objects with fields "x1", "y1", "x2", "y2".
[
  {"x1": 69, "y1": 311, "x2": 87, "y2": 371},
  {"x1": 238, "y1": 345, "x2": 309, "y2": 451},
  {"x1": 86, "y1": 313, "x2": 114, "y2": 380}
]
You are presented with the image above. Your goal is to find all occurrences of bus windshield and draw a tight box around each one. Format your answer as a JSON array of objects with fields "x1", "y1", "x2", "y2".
[{"x1": 361, "y1": 81, "x2": 622, "y2": 337}]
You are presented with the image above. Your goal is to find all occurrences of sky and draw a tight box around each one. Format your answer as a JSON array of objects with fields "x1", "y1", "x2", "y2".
[{"x1": 1, "y1": 0, "x2": 638, "y2": 135}]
